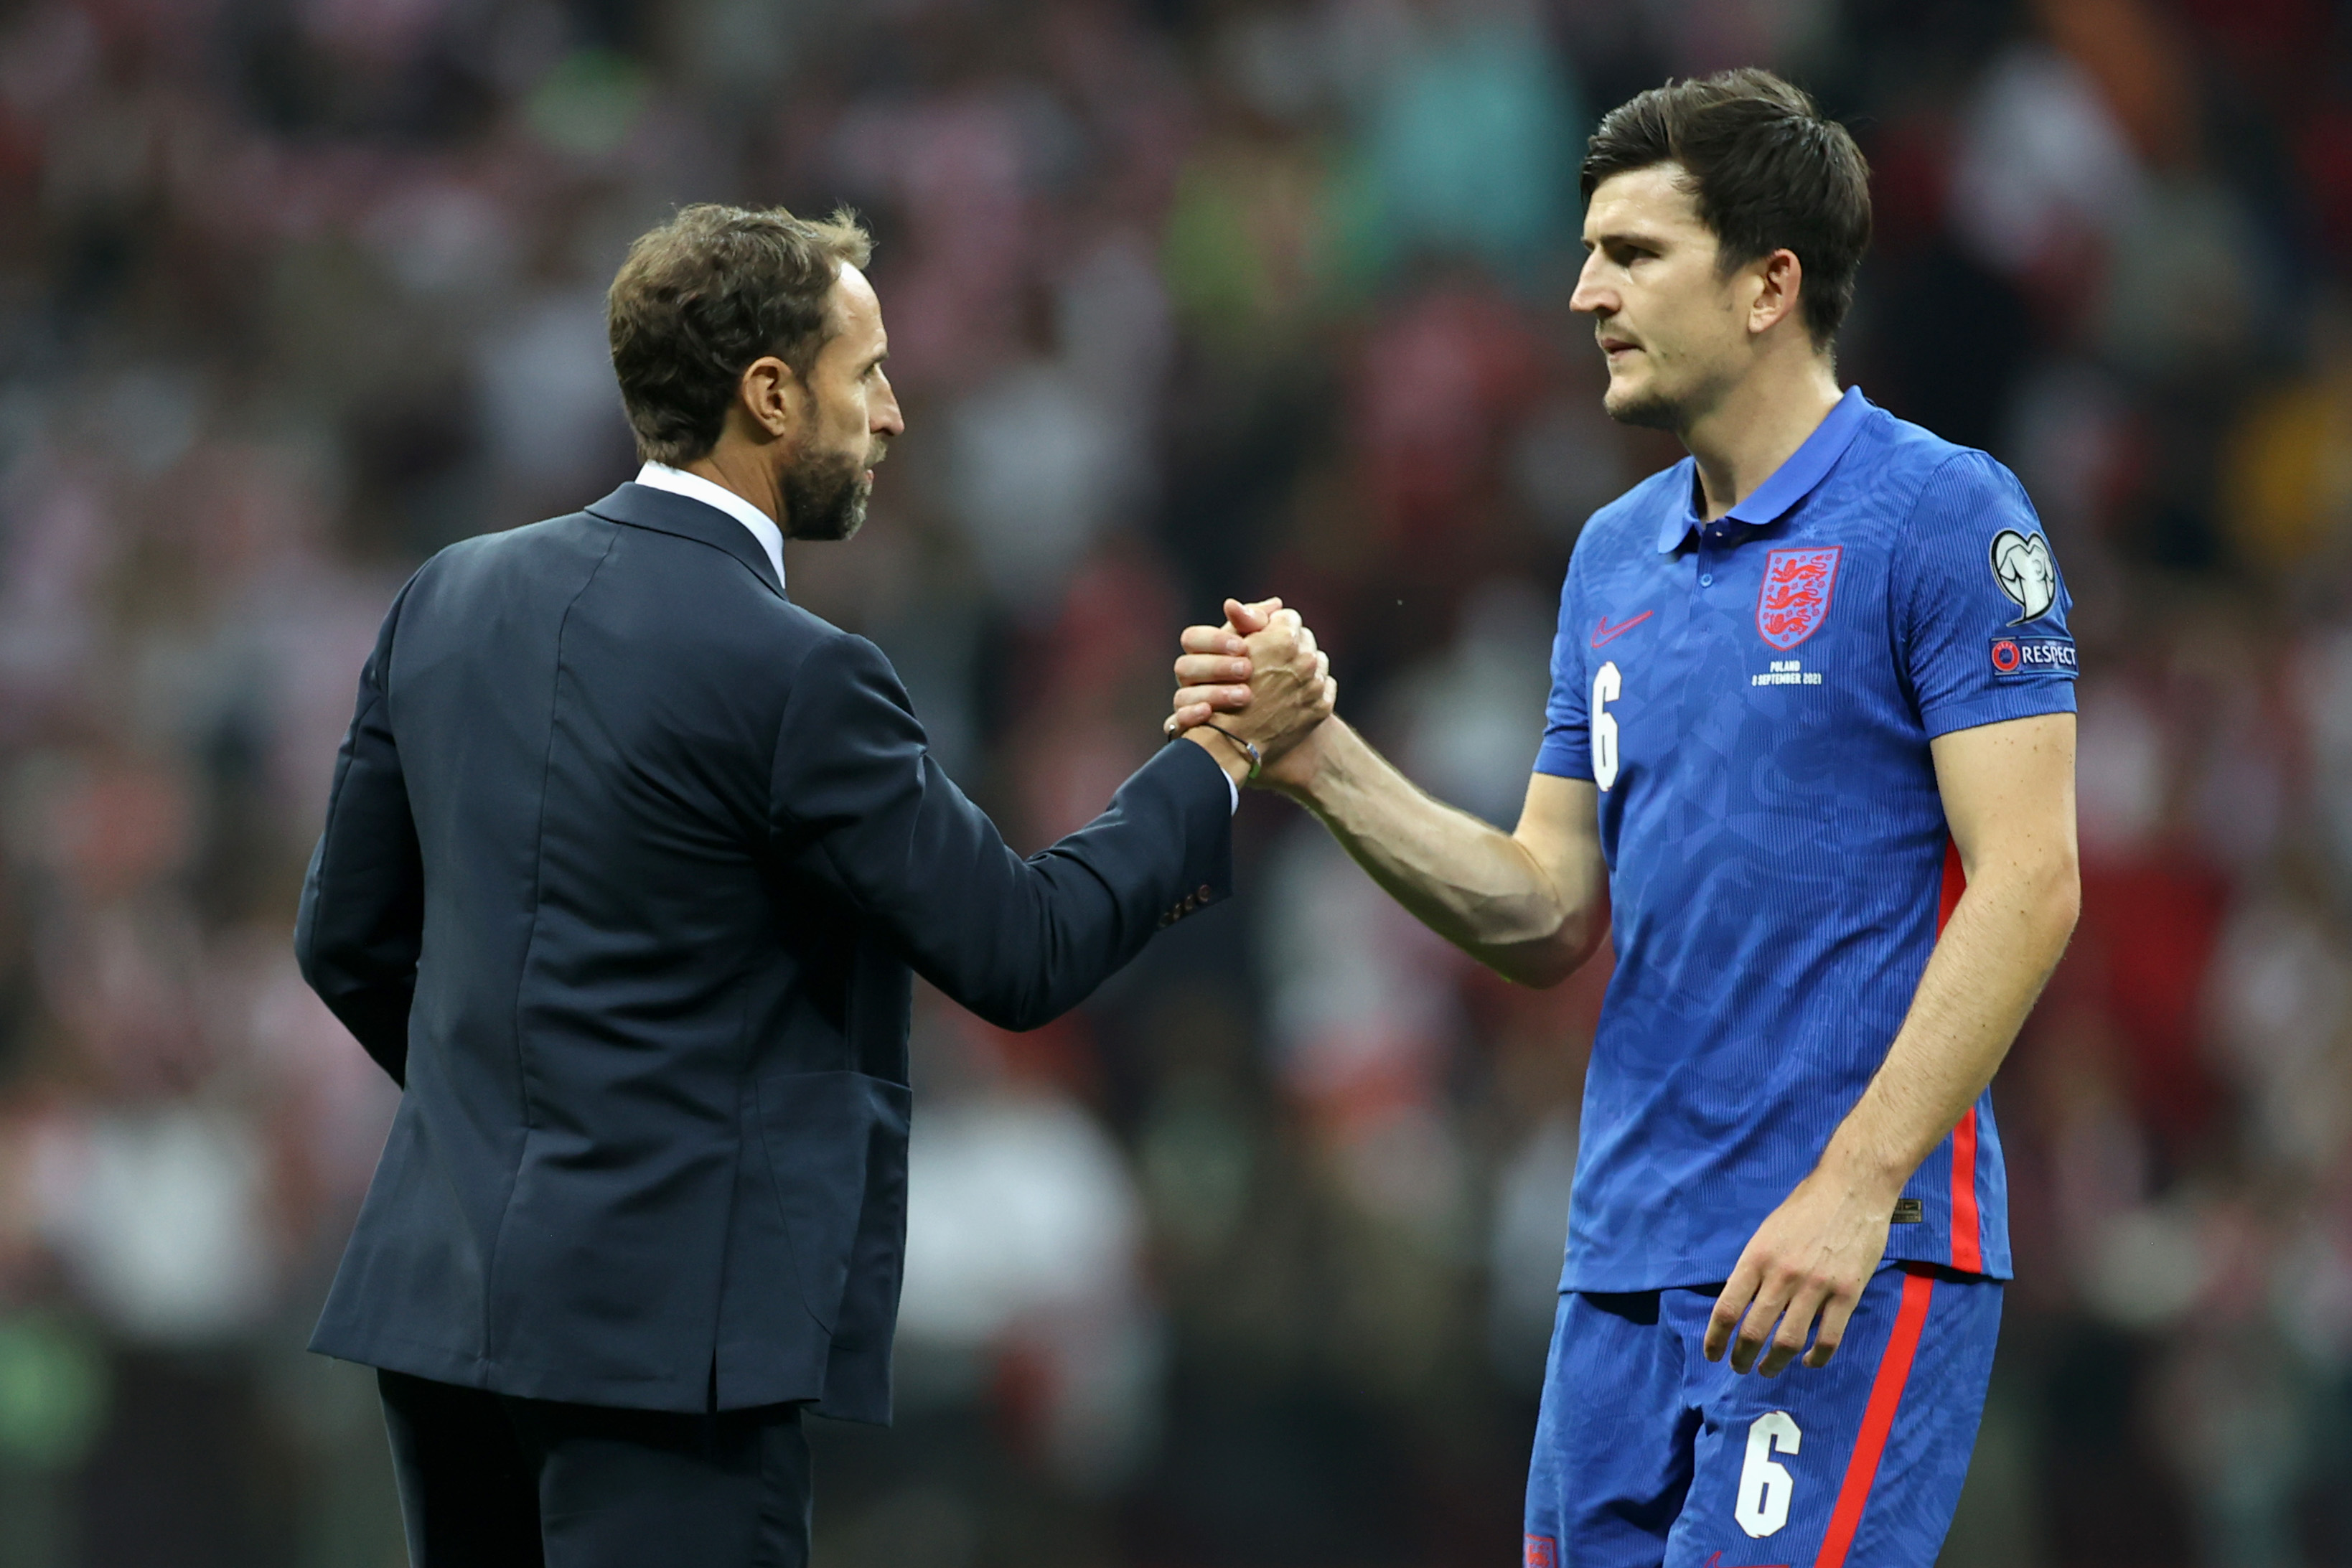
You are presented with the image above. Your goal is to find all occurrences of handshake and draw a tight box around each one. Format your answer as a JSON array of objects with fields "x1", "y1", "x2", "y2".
[{"x1": 1161, "y1": 596, "x2": 1338, "y2": 794}]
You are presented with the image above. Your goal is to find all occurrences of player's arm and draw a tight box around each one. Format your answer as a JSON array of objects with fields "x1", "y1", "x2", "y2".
[
  {"x1": 1705, "y1": 710, "x2": 2079, "y2": 1376},
  {"x1": 1173, "y1": 604, "x2": 1607, "y2": 989}
]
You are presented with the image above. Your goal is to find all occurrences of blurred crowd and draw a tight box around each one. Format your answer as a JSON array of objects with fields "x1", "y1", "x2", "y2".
[{"x1": 1, "y1": 0, "x2": 2350, "y2": 1563}]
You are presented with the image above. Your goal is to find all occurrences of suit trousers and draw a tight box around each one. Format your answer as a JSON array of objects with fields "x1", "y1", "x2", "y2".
[{"x1": 378, "y1": 1369, "x2": 812, "y2": 1568}]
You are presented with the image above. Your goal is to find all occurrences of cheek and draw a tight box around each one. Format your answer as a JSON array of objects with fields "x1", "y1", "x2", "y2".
[
  {"x1": 1657, "y1": 296, "x2": 1731, "y2": 367},
  {"x1": 830, "y1": 390, "x2": 867, "y2": 441}
]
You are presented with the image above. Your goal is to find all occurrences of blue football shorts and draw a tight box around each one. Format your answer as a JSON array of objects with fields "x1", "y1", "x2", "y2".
[{"x1": 1523, "y1": 1262, "x2": 2000, "y2": 1568}]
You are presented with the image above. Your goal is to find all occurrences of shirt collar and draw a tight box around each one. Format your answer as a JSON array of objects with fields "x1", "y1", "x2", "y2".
[
  {"x1": 1654, "y1": 385, "x2": 1874, "y2": 554},
  {"x1": 634, "y1": 462, "x2": 787, "y2": 589}
]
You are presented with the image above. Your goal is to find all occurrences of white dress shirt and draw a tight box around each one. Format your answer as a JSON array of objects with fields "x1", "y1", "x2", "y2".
[{"x1": 634, "y1": 461, "x2": 787, "y2": 589}]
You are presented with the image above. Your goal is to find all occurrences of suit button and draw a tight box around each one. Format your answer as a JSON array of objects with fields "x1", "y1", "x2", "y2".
[{"x1": 1198, "y1": 884, "x2": 1213, "y2": 901}]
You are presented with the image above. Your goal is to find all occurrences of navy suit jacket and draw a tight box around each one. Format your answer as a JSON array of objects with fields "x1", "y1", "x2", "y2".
[{"x1": 295, "y1": 482, "x2": 1232, "y2": 1420}]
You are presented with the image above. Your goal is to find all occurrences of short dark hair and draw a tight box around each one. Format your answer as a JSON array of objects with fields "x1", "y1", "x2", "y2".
[
  {"x1": 607, "y1": 203, "x2": 873, "y2": 466},
  {"x1": 1581, "y1": 70, "x2": 1870, "y2": 347}
]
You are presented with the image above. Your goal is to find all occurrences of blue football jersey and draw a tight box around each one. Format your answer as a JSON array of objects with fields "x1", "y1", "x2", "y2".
[{"x1": 1537, "y1": 388, "x2": 2076, "y2": 1291}]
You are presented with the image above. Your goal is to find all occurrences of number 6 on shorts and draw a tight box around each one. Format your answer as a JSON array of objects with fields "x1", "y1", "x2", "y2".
[{"x1": 1734, "y1": 1411, "x2": 1800, "y2": 1538}]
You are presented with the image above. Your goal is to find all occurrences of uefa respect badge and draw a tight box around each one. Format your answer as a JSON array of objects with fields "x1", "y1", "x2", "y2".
[{"x1": 1987, "y1": 634, "x2": 2076, "y2": 680}]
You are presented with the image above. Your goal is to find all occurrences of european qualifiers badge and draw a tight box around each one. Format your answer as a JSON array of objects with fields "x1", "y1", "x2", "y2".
[
  {"x1": 1989, "y1": 528, "x2": 2058, "y2": 623},
  {"x1": 1755, "y1": 545, "x2": 1842, "y2": 651}
]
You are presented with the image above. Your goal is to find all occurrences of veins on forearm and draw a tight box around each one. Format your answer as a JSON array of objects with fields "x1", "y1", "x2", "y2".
[{"x1": 1297, "y1": 725, "x2": 1583, "y2": 962}]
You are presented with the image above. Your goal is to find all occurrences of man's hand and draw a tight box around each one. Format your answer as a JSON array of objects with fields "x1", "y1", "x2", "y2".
[
  {"x1": 1169, "y1": 598, "x2": 1334, "y2": 786},
  {"x1": 1702, "y1": 1160, "x2": 1901, "y2": 1376},
  {"x1": 1170, "y1": 598, "x2": 1335, "y2": 790}
]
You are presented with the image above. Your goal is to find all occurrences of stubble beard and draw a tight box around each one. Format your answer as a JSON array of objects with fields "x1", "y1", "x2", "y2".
[
  {"x1": 1602, "y1": 355, "x2": 1701, "y2": 433},
  {"x1": 1603, "y1": 380, "x2": 1690, "y2": 433},
  {"x1": 782, "y1": 445, "x2": 873, "y2": 543}
]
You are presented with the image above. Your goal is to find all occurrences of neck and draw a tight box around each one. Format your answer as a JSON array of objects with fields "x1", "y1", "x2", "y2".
[
  {"x1": 1682, "y1": 352, "x2": 1842, "y2": 522},
  {"x1": 680, "y1": 443, "x2": 784, "y2": 527}
]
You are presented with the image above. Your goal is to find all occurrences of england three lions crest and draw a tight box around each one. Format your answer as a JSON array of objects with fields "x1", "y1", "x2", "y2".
[{"x1": 1756, "y1": 545, "x2": 1842, "y2": 650}]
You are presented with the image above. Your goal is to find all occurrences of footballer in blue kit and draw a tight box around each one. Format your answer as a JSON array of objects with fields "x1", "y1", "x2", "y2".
[{"x1": 1172, "y1": 68, "x2": 2079, "y2": 1568}]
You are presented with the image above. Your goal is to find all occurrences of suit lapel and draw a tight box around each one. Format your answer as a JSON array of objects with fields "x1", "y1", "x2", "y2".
[{"x1": 584, "y1": 483, "x2": 785, "y2": 598}]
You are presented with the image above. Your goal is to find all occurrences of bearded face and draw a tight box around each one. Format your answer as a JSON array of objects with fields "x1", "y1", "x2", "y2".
[
  {"x1": 782, "y1": 441, "x2": 873, "y2": 543},
  {"x1": 774, "y1": 263, "x2": 899, "y2": 544}
]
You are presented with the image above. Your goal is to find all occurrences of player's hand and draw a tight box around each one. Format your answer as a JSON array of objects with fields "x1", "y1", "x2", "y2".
[
  {"x1": 1168, "y1": 598, "x2": 1336, "y2": 787},
  {"x1": 1702, "y1": 1160, "x2": 1898, "y2": 1376},
  {"x1": 1168, "y1": 597, "x2": 1280, "y2": 731}
]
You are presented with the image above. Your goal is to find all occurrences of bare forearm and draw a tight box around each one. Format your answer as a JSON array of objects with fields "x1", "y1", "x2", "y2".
[
  {"x1": 1820, "y1": 863, "x2": 2078, "y2": 1196},
  {"x1": 1280, "y1": 719, "x2": 1602, "y2": 985}
]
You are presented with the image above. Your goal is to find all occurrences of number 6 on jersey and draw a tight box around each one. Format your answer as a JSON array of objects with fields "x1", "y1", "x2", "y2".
[{"x1": 1591, "y1": 661, "x2": 1622, "y2": 792}]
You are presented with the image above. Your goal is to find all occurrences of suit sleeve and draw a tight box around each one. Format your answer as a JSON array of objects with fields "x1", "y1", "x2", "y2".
[
  {"x1": 294, "y1": 584, "x2": 424, "y2": 1086},
  {"x1": 769, "y1": 632, "x2": 1234, "y2": 1031}
]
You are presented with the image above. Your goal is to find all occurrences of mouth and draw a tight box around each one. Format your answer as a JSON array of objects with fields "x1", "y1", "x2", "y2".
[{"x1": 1598, "y1": 336, "x2": 1641, "y2": 362}]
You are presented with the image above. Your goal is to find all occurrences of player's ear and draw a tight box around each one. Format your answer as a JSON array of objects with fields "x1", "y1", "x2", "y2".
[{"x1": 1750, "y1": 248, "x2": 1803, "y2": 338}]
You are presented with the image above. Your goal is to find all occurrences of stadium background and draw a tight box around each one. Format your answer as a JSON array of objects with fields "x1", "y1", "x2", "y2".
[{"x1": 0, "y1": 0, "x2": 2347, "y2": 1563}]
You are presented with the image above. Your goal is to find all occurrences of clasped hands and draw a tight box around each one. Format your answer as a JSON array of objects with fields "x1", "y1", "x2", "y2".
[{"x1": 1164, "y1": 598, "x2": 1335, "y2": 790}]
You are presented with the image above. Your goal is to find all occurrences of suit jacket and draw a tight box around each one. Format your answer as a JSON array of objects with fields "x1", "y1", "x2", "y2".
[{"x1": 295, "y1": 482, "x2": 1232, "y2": 1420}]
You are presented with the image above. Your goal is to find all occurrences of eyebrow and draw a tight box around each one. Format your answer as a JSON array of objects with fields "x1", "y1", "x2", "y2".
[{"x1": 1585, "y1": 226, "x2": 1673, "y2": 252}]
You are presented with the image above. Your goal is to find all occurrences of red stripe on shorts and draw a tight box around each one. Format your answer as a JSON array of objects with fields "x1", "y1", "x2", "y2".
[{"x1": 1814, "y1": 1269, "x2": 1936, "y2": 1568}]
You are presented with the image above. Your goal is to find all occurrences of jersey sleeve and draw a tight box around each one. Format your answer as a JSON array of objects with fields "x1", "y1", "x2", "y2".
[
  {"x1": 1897, "y1": 451, "x2": 2079, "y2": 738},
  {"x1": 1535, "y1": 548, "x2": 1593, "y2": 779}
]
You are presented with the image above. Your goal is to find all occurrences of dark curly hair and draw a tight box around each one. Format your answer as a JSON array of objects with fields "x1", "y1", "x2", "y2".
[
  {"x1": 1582, "y1": 70, "x2": 1871, "y2": 348},
  {"x1": 606, "y1": 203, "x2": 873, "y2": 466}
]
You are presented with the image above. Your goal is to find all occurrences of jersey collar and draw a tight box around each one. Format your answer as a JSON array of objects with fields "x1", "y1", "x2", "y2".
[{"x1": 1654, "y1": 385, "x2": 1874, "y2": 554}]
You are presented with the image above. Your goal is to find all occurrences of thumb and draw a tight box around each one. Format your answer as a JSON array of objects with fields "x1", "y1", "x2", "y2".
[{"x1": 1224, "y1": 596, "x2": 1280, "y2": 635}]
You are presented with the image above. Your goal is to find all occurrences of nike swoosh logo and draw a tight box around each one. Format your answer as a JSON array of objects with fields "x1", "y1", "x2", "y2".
[{"x1": 1590, "y1": 611, "x2": 1654, "y2": 647}]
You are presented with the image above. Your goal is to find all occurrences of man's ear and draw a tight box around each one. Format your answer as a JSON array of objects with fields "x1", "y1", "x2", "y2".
[
  {"x1": 737, "y1": 356, "x2": 806, "y2": 442},
  {"x1": 1748, "y1": 249, "x2": 1804, "y2": 338}
]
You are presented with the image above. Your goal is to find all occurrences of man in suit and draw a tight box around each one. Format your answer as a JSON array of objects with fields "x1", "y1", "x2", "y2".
[{"x1": 294, "y1": 202, "x2": 1332, "y2": 1567}]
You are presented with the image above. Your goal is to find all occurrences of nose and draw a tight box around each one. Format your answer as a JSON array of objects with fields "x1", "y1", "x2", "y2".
[
  {"x1": 1569, "y1": 250, "x2": 1613, "y2": 317},
  {"x1": 871, "y1": 369, "x2": 904, "y2": 438}
]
